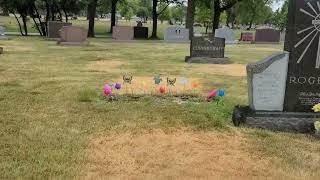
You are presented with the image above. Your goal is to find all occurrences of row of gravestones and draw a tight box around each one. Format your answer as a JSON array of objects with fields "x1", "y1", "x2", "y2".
[{"x1": 47, "y1": 21, "x2": 88, "y2": 45}]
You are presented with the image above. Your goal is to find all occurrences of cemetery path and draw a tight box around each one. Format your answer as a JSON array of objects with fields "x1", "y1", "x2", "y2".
[{"x1": 81, "y1": 130, "x2": 283, "y2": 179}]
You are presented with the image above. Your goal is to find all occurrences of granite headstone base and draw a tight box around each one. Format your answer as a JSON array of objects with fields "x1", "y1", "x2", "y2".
[
  {"x1": 57, "y1": 41, "x2": 89, "y2": 46},
  {"x1": 185, "y1": 56, "x2": 231, "y2": 64},
  {"x1": 134, "y1": 27, "x2": 148, "y2": 39},
  {"x1": 232, "y1": 106, "x2": 320, "y2": 133},
  {"x1": 0, "y1": 47, "x2": 3, "y2": 54}
]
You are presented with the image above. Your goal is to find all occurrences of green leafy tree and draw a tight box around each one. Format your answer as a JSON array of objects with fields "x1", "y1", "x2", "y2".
[
  {"x1": 235, "y1": 0, "x2": 274, "y2": 30},
  {"x1": 272, "y1": 0, "x2": 288, "y2": 31},
  {"x1": 171, "y1": 4, "x2": 186, "y2": 24},
  {"x1": 158, "y1": 4, "x2": 172, "y2": 24}
]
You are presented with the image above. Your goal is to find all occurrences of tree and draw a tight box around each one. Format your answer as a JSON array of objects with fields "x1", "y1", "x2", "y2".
[
  {"x1": 87, "y1": 0, "x2": 98, "y2": 37},
  {"x1": 172, "y1": 4, "x2": 186, "y2": 24},
  {"x1": 186, "y1": 0, "x2": 196, "y2": 39},
  {"x1": 272, "y1": 0, "x2": 288, "y2": 31},
  {"x1": 158, "y1": 4, "x2": 171, "y2": 24},
  {"x1": 151, "y1": 0, "x2": 183, "y2": 39},
  {"x1": 110, "y1": 0, "x2": 120, "y2": 33},
  {"x1": 211, "y1": 0, "x2": 243, "y2": 33},
  {"x1": 235, "y1": 0, "x2": 274, "y2": 30}
]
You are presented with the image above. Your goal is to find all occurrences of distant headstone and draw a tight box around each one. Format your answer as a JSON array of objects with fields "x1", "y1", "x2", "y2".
[
  {"x1": 255, "y1": 28, "x2": 281, "y2": 43},
  {"x1": 47, "y1": 21, "x2": 72, "y2": 40},
  {"x1": 58, "y1": 26, "x2": 88, "y2": 45},
  {"x1": 164, "y1": 27, "x2": 189, "y2": 42},
  {"x1": 112, "y1": 26, "x2": 134, "y2": 41},
  {"x1": 247, "y1": 52, "x2": 289, "y2": 111},
  {"x1": 240, "y1": 32, "x2": 254, "y2": 42},
  {"x1": 185, "y1": 36, "x2": 230, "y2": 64},
  {"x1": 0, "y1": 25, "x2": 8, "y2": 40},
  {"x1": 0, "y1": 47, "x2": 3, "y2": 54},
  {"x1": 215, "y1": 27, "x2": 237, "y2": 44},
  {"x1": 134, "y1": 26, "x2": 148, "y2": 39}
]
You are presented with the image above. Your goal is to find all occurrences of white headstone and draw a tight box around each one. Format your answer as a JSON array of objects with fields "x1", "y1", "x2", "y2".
[
  {"x1": 215, "y1": 27, "x2": 237, "y2": 44},
  {"x1": 164, "y1": 27, "x2": 189, "y2": 42},
  {"x1": 0, "y1": 25, "x2": 7, "y2": 40},
  {"x1": 247, "y1": 52, "x2": 289, "y2": 111}
]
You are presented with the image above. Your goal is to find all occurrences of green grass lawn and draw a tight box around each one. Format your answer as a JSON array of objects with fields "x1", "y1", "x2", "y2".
[{"x1": 0, "y1": 36, "x2": 320, "y2": 179}]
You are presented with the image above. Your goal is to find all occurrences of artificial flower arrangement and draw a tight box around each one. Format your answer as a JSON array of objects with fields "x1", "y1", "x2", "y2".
[
  {"x1": 312, "y1": 103, "x2": 320, "y2": 133},
  {"x1": 103, "y1": 74, "x2": 225, "y2": 102}
]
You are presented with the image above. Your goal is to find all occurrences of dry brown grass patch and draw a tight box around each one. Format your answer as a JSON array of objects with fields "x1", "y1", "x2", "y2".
[{"x1": 81, "y1": 130, "x2": 283, "y2": 180}]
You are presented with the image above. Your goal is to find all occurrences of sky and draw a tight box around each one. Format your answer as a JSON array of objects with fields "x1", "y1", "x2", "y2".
[{"x1": 272, "y1": 1, "x2": 285, "y2": 11}]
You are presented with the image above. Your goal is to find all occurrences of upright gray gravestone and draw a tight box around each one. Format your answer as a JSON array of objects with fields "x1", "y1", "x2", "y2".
[
  {"x1": 0, "y1": 25, "x2": 8, "y2": 40},
  {"x1": 284, "y1": 0, "x2": 320, "y2": 112},
  {"x1": 247, "y1": 53, "x2": 289, "y2": 111},
  {"x1": 164, "y1": 27, "x2": 189, "y2": 42},
  {"x1": 185, "y1": 36, "x2": 231, "y2": 64},
  {"x1": 233, "y1": 0, "x2": 320, "y2": 133},
  {"x1": 215, "y1": 27, "x2": 237, "y2": 44}
]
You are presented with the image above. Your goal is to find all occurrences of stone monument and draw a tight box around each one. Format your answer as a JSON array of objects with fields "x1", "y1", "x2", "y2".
[
  {"x1": 240, "y1": 32, "x2": 254, "y2": 42},
  {"x1": 57, "y1": 26, "x2": 88, "y2": 45},
  {"x1": 0, "y1": 25, "x2": 8, "y2": 40},
  {"x1": 164, "y1": 27, "x2": 189, "y2": 42},
  {"x1": 134, "y1": 22, "x2": 148, "y2": 39},
  {"x1": 112, "y1": 26, "x2": 134, "y2": 41},
  {"x1": 233, "y1": 0, "x2": 320, "y2": 133},
  {"x1": 185, "y1": 36, "x2": 231, "y2": 64},
  {"x1": 47, "y1": 21, "x2": 72, "y2": 40},
  {"x1": 215, "y1": 27, "x2": 237, "y2": 44},
  {"x1": 254, "y1": 28, "x2": 281, "y2": 44}
]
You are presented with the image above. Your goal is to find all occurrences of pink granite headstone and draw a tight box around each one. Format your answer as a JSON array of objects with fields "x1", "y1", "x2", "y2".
[
  {"x1": 112, "y1": 26, "x2": 134, "y2": 41},
  {"x1": 58, "y1": 26, "x2": 88, "y2": 45}
]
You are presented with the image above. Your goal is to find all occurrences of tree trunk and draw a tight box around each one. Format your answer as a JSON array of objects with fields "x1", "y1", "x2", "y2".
[
  {"x1": 62, "y1": 8, "x2": 68, "y2": 22},
  {"x1": 50, "y1": 5, "x2": 55, "y2": 21},
  {"x1": 45, "y1": 0, "x2": 51, "y2": 23},
  {"x1": 110, "y1": 0, "x2": 117, "y2": 33},
  {"x1": 22, "y1": 15, "x2": 28, "y2": 36},
  {"x1": 151, "y1": 0, "x2": 158, "y2": 39},
  {"x1": 12, "y1": 12, "x2": 24, "y2": 36},
  {"x1": 33, "y1": 3, "x2": 46, "y2": 36},
  {"x1": 88, "y1": 0, "x2": 97, "y2": 37},
  {"x1": 186, "y1": 0, "x2": 195, "y2": 40},
  {"x1": 247, "y1": 19, "x2": 253, "y2": 30},
  {"x1": 212, "y1": 0, "x2": 221, "y2": 34}
]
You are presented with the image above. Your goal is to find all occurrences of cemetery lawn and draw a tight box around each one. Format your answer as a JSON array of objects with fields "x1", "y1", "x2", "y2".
[{"x1": 1, "y1": 36, "x2": 320, "y2": 179}]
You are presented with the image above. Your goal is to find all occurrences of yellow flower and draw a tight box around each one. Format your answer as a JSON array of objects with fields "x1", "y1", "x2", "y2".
[{"x1": 312, "y1": 103, "x2": 320, "y2": 113}]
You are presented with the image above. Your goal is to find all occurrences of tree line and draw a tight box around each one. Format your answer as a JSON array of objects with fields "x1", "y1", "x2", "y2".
[{"x1": 0, "y1": 0, "x2": 288, "y2": 39}]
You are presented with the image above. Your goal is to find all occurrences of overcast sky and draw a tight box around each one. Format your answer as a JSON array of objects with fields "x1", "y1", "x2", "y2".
[{"x1": 272, "y1": 1, "x2": 285, "y2": 11}]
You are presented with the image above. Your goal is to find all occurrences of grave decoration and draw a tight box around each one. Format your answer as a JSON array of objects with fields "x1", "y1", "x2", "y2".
[
  {"x1": 164, "y1": 27, "x2": 190, "y2": 42},
  {"x1": 233, "y1": 0, "x2": 320, "y2": 134},
  {"x1": 123, "y1": 75, "x2": 133, "y2": 94},
  {"x1": 185, "y1": 36, "x2": 231, "y2": 64},
  {"x1": 102, "y1": 76, "x2": 225, "y2": 104},
  {"x1": 215, "y1": 27, "x2": 238, "y2": 44},
  {"x1": 166, "y1": 77, "x2": 176, "y2": 95}
]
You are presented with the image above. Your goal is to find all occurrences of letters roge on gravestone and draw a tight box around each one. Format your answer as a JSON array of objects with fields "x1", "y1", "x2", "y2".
[{"x1": 284, "y1": 0, "x2": 320, "y2": 112}]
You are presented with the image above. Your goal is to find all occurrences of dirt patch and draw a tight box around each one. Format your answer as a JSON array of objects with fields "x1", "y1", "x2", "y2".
[
  {"x1": 86, "y1": 60, "x2": 126, "y2": 73},
  {"x1": 81, "y1": 130, "x2": 282, "y2": 180},
  {"x1": 192, "y1": 64, "x2": 246, "y2": 77}
]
